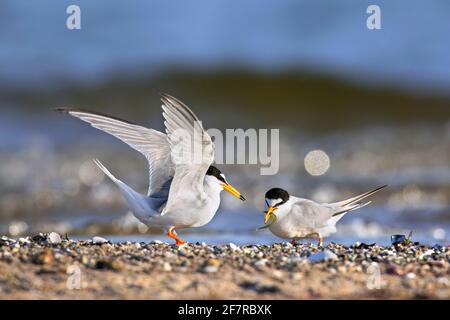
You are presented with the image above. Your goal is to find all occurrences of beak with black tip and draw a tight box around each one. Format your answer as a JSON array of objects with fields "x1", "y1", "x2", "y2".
[{"x1": 221, "y1": 183, "x2": 246, "y2": 201}]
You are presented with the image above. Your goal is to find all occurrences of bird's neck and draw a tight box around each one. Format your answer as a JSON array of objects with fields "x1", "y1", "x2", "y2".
[
  {"x1": 274, "y1": 199, "x2": 291, "y2": 219},
  {"x1": 203, "y1": 175, "x2": 222, "y2": 212}
]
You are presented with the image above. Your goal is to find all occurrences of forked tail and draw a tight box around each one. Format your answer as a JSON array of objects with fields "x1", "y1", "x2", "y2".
[{"x1": 332, "y1": 185, "x2": 387, "y2": 217}]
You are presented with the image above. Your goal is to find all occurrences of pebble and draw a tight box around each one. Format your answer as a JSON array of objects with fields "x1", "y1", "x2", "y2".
[
  {"x1": 203, "y1": 265, "x2": 219, "y2": 273},
  {"x1": 437, "y1": 277, "x2": 449, "y2": 287},
  {"x1": 206, "y1": 258, "x2": 221, "y2": 267},
  {"x1": 151, "y1": 240, "x2": 163, "y2": 244},
  {"x1": 92, "y1": 236, "x2": 109, "y2": 244},
  {"x1": 19, "y1": 237, "x2": 30, "y2": 244},
  {"x1": 419, "y1": 249, "x2": 435, "y2": 259},
  {"x1": 163, "y1": 262, "x2": 172, "y2": 272},
  {"x1": 254, "y1": 259, "x2": 268, "y2": 267},
  {"x1": 229, "y1": 243, "x2": 241, "y2": 252},
  {"x1": 405, "y1": 272, "x2": 416, "y2": 280},
  {"x1": 48, "y1": 232, "x2": 62, "y2": 244},
  {"x1": 308, "y1": 249, "x2": 338, "y2": 262}
]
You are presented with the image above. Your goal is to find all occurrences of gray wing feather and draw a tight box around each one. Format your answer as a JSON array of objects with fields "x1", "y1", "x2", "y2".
[
  {"x1": 57, "y1": 108, "x2": 174, "y2": 198},
  {"x1": 291, "y1": 199, "x2": 336, "y2": 228}
]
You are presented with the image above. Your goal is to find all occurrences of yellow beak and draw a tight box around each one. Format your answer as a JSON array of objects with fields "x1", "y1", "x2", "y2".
[
  {"x1": 264, "y1": 206, "x2": 276, "y2": 224},
  {"x1": 222, "y1": 183, "x2": 246, "y2": 201}
]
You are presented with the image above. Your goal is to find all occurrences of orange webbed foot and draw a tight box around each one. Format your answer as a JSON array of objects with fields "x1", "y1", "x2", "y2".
[{"x1": 167, "y1": 227, "x2": 187, "y2": 246}]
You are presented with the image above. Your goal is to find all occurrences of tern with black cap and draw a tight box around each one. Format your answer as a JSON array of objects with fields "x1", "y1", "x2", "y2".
[
  {"x1": 260, "y1": 185, "x2": 387, "y2": 246},
  {"x1": 57, "y1": 94, "x2": 245, "y2": 245}
]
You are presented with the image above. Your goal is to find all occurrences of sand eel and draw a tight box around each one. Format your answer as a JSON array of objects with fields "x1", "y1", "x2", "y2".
[
  {"x1": 260, "y1": 185, "x2": 387, "y2": 246},
  {"x1": 57, "y1": 94, "x2": 245, "y2": 245}
]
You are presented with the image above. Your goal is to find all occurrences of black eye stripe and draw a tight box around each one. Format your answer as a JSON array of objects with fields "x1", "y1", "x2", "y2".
[
  {"x1": 276, "y1": 200, "x2": 287, "y2": 207},
  {"x1": 266, "y1": 199, "x2": 285, "y2": 208}
]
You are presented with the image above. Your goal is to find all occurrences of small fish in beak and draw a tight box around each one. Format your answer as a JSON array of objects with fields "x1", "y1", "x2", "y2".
[
  {"x1": 257, "y1": 207, "x2": 277, "y2": 230},
  {"x1": 221, "y1": 183, "x2": 246, "y2": 201}
]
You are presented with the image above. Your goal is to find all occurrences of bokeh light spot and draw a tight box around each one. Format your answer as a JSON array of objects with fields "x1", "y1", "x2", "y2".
[{"x1": 304, "y1": 150, "x2": 330, "y2": 176}]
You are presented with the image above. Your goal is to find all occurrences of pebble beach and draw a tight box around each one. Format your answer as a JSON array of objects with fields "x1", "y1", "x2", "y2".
[{"x1": 0, "y1": 233, "x2": 449, "y2": 299}]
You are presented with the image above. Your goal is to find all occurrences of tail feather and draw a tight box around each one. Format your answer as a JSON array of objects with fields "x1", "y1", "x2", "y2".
[
  {"x1": 335, "y1": 185, "x2": 387, "y2": 207},
  {"x1": 94, "y1": 159, "x2": 118, "y2": 183},
  {"x1": 332, "y1": 201, "x2": 371, "y2": 217},
  {"x1": 93, "y1": 159, "x2": 151, "y2": 214},
  {"x1": 330, "y1": 185, "x2": 387, "y2": 218}
]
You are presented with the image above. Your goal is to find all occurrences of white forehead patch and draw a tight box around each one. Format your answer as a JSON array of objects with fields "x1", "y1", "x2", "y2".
[{"x1": 220, "y1": 173, "x2": 226, "y2": 181}]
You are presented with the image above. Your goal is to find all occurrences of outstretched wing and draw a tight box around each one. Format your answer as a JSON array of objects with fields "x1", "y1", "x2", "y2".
[
  {"x1": 160, "y1": 94, "x2": 214, "y2": 213},
  {"x1": 56, "y1": 108, "x2": 174, "y2": 198}
]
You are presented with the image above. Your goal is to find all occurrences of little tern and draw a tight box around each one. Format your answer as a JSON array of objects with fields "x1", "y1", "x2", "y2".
[
  {"x1": 260, "y1": 185, "x2": 387, "y2": 246},
  {"x1": 58, "y1": 94, "x2": 245, "y2": 245}
]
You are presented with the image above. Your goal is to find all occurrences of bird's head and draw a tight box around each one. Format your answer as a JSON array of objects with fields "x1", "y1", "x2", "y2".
[
  {"x1": 264, "y1": 188, "x2": 290, "y2": 224},
  {"x1": 206, "y1": 166, "x2": 245, "y2": 201}
]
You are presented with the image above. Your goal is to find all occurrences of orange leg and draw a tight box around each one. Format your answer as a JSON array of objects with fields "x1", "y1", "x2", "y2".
[{"x1": 167, "y1": 227, "x2": 186, "y2": 246}]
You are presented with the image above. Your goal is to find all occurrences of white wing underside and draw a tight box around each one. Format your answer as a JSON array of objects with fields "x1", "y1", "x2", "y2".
[
  {"x1": 160, "y1": 94, "x2": 215, "y2": 215},
  {"x1": 58, "y1": 108, "x2": 175, "y2": 199}
]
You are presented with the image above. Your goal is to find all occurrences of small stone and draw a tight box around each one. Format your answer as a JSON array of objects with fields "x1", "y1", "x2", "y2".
[
  {"x1": 48, "y1": 232, "x2": 62, "y2": 244},
  {"x1": 95, "y1": 260, "x2": 122, "y2": 270},
  {"x1": 19, "y1": 238, "x2": 30, "y2": 244},
  {"x1": 437, "y1": 277, "x2": 449, "y2": 287},
  {"x1": 254, "y1": 259, "x2": 268, "y2": 267},
  {"x1": 229, "y1": 243, "x2": 241, "y2": 252},
  {"x1": 33, "y1": 249, "x2": 54, "y2": 265},
  {"x1": 151, "y1": 240, "x2": 163, "y2": 244},
  {"x1": 419, "y1": 249, "x2": 434, "y2": 259},
  {"x1": 272, "y1": 270, "x2": 283, "y2": 279},
  {"x1": 405, "y1": 272, "x2": 416, "y2": 280},
  {"x1": 31, "y1": 234, "x2": 47, "y2": 243},
  {"x1": 134, "y1": 243, "x2": 141, "y2": 249},
  {"x1": 203, "y1": 265, "x2": 218, "y2": 273},
  {"x1": 163, "y1": 262, "x2": 172, "y2": 272},
  {"x1": 288, "y1": 256, "x2": 305, "y2": 264},
  {"x1": 81, "y1": 255, "x2": 89, "y2": 265},
  {"x1": 206, "y1": 259, "x2": 221, "y2": 267},
  {"x1": 92, "y1": 236, "x2": 109, "y2": 244},
  {"x1": 308, "y1": 249, "x2": 337, "y2": 262}
]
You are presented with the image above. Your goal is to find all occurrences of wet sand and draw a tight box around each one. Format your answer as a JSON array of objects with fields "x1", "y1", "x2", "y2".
[{"x1": 0, "y1": 234, "x2": 449, "y2": 299}]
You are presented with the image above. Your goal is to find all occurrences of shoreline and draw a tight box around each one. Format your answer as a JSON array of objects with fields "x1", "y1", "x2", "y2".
[{"x1": 0, "y1": 234, "x2": 449, "y2": 299}]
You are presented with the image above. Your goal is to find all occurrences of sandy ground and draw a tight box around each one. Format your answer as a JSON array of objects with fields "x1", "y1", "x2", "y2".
[{"x1": 0, "y1": 234, "x2": 449, "y2": 299}]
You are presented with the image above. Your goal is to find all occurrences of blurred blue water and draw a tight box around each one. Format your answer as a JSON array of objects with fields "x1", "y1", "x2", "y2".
[{"x1": 1, "y1": 0, "x2": 450, "y2": 90}]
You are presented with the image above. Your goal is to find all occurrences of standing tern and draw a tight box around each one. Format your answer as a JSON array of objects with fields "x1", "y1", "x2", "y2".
[
  {"x1": 260, "y1": 185, "x2": 387, "y2": 246},
  {"x1": 57, "y1": 94, "x2": 245, "y2": 245}
]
